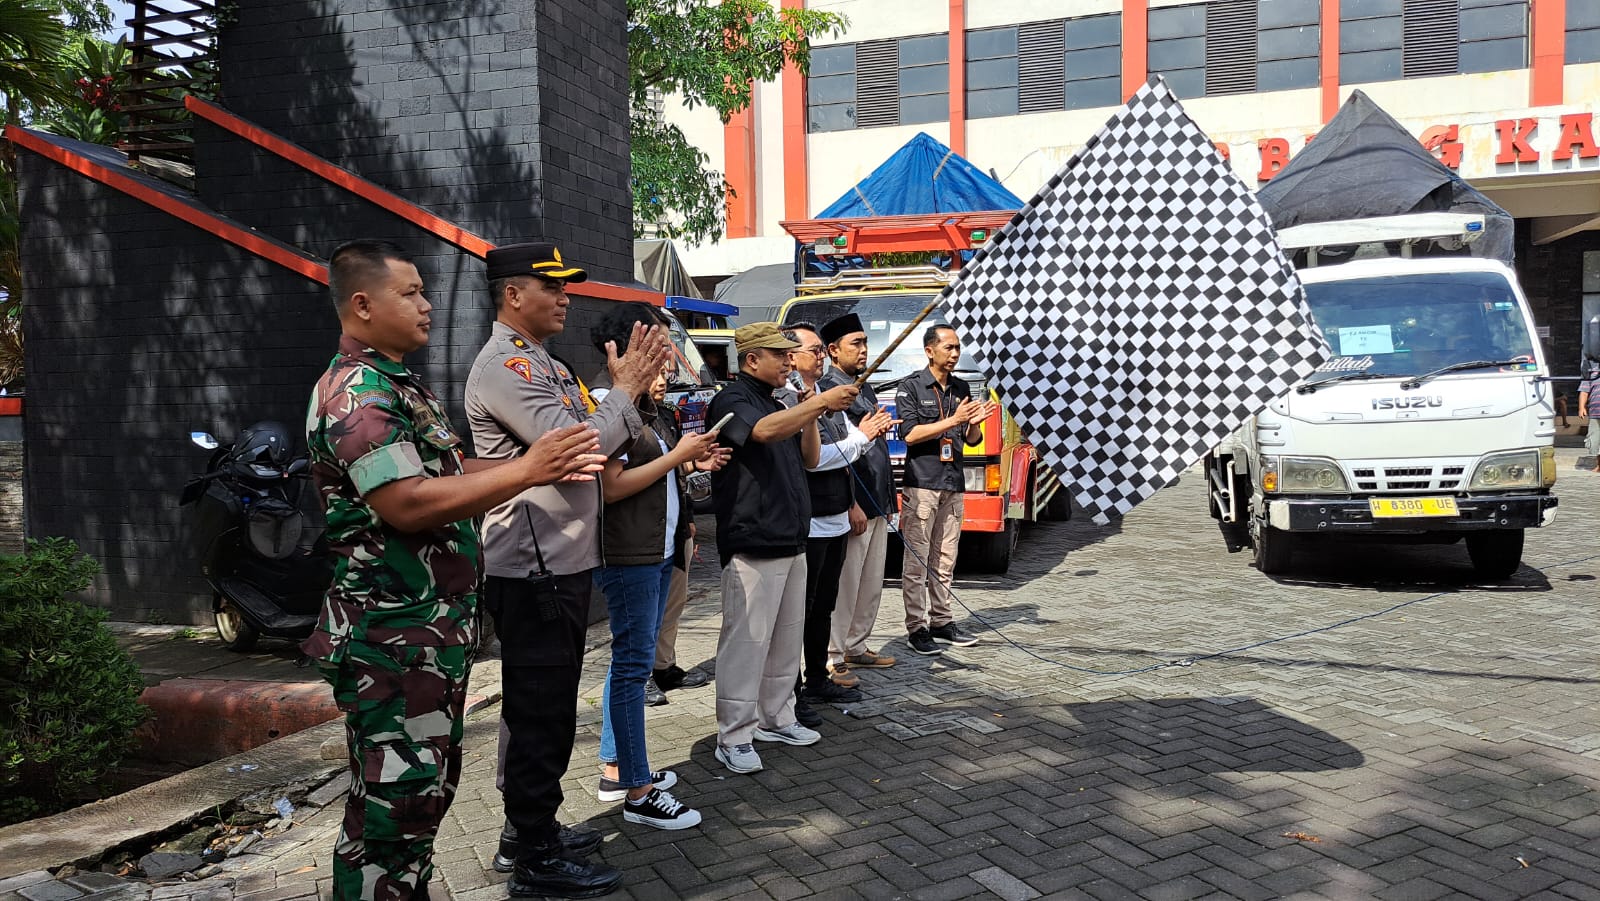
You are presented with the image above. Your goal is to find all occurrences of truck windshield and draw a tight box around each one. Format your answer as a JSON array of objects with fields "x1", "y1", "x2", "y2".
[
  {"x1": 1302, "y1": 272, "x2": 1536, "y2": 381},
  {"x1": 662, "y1": 311, "x2": 712, "y2": 387},
  {"x1": 782, "y1": 293, "x2": 943, "y2": 381}
]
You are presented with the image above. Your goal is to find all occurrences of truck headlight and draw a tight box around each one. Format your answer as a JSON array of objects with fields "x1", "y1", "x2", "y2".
[
  {"x1": 1273, "y1": 456, "x2": 1348, "y2": 493},
  {"x1": 1469, "y1": 450, "x2": 1541, "y2": 491},
  {"x1": 1540, "y1": 446, "x2": 1557, "y2": 488}
]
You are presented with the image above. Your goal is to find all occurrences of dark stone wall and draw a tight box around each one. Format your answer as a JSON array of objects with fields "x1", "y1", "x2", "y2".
[
  {"x1": 193, "y1": 0, "x2": 633, "y2": 406},
  {"x1": 206, "y1": 0, "x2": 630, "y2": 275},
  {"x1": 15, "y1": 0, "x2": 636, "y2": 621},
  {"x1": 1515, "y1": 222, "x2": 1600, "y2": 377},
  {"x1": 17, "y1": 152, "x2": 334, "y2": 620}
]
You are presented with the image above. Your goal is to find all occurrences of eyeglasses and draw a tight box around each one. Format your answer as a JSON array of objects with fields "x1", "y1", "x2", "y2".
[{"x1": 790, "y1": 347, "x2": 824, "y2": 357}]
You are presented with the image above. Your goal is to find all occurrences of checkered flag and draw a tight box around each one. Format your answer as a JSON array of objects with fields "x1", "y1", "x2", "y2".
[{"x1": 943, "y1": 76, "x2": 1328, "y2": 524}]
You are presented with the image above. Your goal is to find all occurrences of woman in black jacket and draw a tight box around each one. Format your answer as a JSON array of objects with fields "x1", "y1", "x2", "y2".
[{"x1": 590, "y1": 307, "x2": 726, "y2": 830}]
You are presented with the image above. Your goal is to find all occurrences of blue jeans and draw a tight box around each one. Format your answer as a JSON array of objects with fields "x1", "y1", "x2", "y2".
[{"x1": 594, "y1": 558, "x2": 674, "y2": 787}]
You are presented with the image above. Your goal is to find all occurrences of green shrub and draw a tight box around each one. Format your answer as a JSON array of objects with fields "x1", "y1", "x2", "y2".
[{"x1": 0, "y1": 539, "x2": 146, "y2": 825}]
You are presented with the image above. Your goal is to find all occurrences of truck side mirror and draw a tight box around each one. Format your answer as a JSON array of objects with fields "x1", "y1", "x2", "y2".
[{"x1": 1585, "y1": 316, "x2": 1600, "y2": 364}]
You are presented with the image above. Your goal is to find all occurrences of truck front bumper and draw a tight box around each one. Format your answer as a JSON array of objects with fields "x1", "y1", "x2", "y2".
[{"x1": 1265, "y1": 493, "x2": 1558, "y2": 533}]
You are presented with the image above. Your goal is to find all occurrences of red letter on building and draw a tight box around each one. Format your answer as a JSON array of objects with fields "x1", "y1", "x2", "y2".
[
  {"x1": 1257, "y1": 137, "x2": 1290, "y2": 181},
  {"x1": 1553, "y1": 113, "x2": 1600, "y2": 161},
  {"x1": 1495, "y1": 118, "x2": 1539, "y2": 164},
  {"x1": 1215, "y1": 141, "x2": 1231, "y2": 162},
  {"x1": 1420, "y1": 124, "x2": 1463, "y2": 169}
]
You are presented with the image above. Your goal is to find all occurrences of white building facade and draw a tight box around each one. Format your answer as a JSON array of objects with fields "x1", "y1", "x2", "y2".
[{"x1": 665, "y1": 0, "x2": 1600, "y2": 371}]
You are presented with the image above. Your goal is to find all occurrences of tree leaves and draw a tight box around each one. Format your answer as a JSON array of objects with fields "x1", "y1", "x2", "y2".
[{"x1": 627, "y1": 0, "x2": 847, "y2": 244}]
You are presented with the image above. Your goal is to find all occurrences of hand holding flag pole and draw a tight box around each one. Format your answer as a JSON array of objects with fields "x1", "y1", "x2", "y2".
[{"x1": 854, "y1": 294, "x2": 945, "y2": 386}]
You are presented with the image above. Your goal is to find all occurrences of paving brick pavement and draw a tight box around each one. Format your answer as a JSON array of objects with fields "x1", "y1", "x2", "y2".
[{"x1": 8, "y1": 451, "x2": 1599, "y2": 900}]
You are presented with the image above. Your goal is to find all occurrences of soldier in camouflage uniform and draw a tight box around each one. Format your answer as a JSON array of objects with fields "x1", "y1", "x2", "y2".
[{"x1": 305, "y1": 240, "x2": 604, "y2": 901}]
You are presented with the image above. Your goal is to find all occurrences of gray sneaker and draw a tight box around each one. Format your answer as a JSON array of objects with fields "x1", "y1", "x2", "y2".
[
  {"x1": 753, "y1": 722, "x2": 821, "y2": 746},
  {"x1": 714, "y1": 742, "x2": 763, "y2": 774}
]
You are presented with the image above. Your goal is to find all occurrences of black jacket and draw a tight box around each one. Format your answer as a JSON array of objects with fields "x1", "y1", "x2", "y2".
[
  {"x1": 600, "y1": 401, "x2": 692, "y2": 566},
  {"x1": 708, "y1": 374, "x2": 811, "y2": 567}
]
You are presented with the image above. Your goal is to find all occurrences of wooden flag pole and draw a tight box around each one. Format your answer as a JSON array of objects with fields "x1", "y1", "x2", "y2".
[{"x1": 854, "y1": 294, "x2": 945, "y2": 385}]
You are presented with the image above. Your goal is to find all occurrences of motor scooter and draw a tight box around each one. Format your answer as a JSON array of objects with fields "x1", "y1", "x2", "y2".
[{"x1": 180, "y1": 421, "x2": 331, "y2": 651}]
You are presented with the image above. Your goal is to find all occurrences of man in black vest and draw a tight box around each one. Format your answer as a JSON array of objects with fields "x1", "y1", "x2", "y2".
[
  {"x1": 818, "y1": 313, "x2": 899, "y2": 676},
  {"x1": 781, "y1": 324, "x2": 894, "y2": 722}
]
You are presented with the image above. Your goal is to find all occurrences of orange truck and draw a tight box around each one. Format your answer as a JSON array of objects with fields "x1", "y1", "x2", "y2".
[{"x1": 775, "y1": 265, "x2": 1068, "y2": 573}]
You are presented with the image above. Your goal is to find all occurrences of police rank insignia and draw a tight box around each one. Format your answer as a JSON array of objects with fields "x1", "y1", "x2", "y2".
[{"x1": 504, "y1": 357, "x2": 535, "y2": 382}]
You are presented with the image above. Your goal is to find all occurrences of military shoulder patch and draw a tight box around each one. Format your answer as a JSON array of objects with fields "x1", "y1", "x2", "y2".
[
  {"x1": 505, "y1": 357, "x2": 535, "y2": 382},
  {"x1": 352, "y1": 388, "x2": 393, "y2": 408}
]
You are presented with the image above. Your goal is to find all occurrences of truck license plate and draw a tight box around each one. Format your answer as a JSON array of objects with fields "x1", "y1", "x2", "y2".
[{"x1": 1368, "y1": 497, "x2": 1459, "y2": 518}]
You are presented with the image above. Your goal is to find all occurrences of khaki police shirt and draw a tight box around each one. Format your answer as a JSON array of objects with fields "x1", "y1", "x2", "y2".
[{"x1": 465, "y1": 321, "x2": 642, "y2": 577}]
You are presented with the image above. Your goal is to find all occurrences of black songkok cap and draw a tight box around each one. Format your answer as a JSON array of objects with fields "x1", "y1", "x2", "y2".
[{"x1": 820, "y1": 312, "x2": 865, "y2": 346}]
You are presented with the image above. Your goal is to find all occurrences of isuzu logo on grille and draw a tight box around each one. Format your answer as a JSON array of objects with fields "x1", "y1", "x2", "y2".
[{"x1": 1371, "y1": 396, "x2": 1444, "y2": 410}]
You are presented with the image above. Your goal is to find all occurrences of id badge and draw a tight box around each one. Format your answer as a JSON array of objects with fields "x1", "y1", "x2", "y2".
[{"x1": 939, "y1": 437, "x2": 954, "y2": 462}]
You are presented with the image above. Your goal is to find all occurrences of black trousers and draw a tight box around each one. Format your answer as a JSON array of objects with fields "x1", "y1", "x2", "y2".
[
  {"x1": 483, "y1": 572, "x2": 590, "y2": 858},
  {"x1": 801, "y1": 534, "x2": 849, "y2": 688}
]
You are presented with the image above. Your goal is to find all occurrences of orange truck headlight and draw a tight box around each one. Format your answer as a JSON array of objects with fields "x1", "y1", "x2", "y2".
[{"x1": 986, "y1": 464, "x2": 1002, "y2": 492}]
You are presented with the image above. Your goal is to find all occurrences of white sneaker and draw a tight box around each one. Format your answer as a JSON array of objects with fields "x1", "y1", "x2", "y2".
[
  {"x1": 753, "y1": 722, "x2": 821, "y2": 746},
  {"x1": 715, "y1": 742, "x2": 763, "y2": 774},
  {"x1": 622, "y1": 788, "x2": 702, "y2": 830}
]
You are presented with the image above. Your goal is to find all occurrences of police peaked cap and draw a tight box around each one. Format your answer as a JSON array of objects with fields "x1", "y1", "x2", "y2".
[{"x1": 485, "y1": 242, "x2": 589, "y2": 282}]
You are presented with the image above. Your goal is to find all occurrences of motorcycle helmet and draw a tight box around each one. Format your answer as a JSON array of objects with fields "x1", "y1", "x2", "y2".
[{"x1": 234, "y1": 421, "x2": 295, "y2": 468}]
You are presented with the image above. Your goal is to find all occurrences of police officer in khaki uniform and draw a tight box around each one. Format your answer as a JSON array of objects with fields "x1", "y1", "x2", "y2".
[{"x1": 464, "y1": 242, "x2": 669, "y2": 899}]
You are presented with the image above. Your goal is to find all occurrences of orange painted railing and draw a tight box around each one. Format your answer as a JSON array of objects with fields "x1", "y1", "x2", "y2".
[
  {"x1": 5, "y1": 125, "x2": 330, "y2": 284},
  {"x1": 185, "y1": 97, "x2": 663, "y2": 305}
]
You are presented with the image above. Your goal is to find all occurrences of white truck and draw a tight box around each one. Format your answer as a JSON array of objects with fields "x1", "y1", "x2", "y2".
[{"x1": 1207, "y1": 213, "x2": 1559, "y2": 580}]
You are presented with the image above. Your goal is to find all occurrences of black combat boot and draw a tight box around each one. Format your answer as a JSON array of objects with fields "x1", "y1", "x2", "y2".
[
  {"x1": 508, "y1": 848, "x2": 622, "y2": 898},
  {"x1": 493, "y1": 819, "x2": 603, "y2": 872}
]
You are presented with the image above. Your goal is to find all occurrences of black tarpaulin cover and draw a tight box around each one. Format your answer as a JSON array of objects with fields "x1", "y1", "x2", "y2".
[{"x1": 1256, "y1": 90, "x2": 1514, "y2": 264}]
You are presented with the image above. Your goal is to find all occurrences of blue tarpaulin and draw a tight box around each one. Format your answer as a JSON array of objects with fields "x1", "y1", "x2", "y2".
[{"x1": 814, "y1": 133, "x2": 1022, "y2": 218}]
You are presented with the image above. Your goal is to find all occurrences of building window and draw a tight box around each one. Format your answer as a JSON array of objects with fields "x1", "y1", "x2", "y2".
[
  {"x1": 1258, "y1": 0, "x2": 1321, "y2": 91},
  {"x1": 1017, "y1": 20, "x2": 1065, "y2": 114},
  {"x1": 1570, "y1": 0, "x2": 1600, "y2": 63},
  {"x1": 1340, "y1": 0, "x2": 1404, "y2": 84},
  {"x1": 807, "y1": 44, "x2": 856, "y2": 133},
  {"x1": 966, "y1": 26, "x2": 1018, "y2": 119},
  {"x1": 1148, "y1": 3, "x2": 1207, "y2": 97},
  {"x1": 1341, "y1": 0, "x2": 1527, "y2": 84},
  {"x1": 898, "y1": 33, "x2": 949, "y2": 125},
  {"x1": 1457, "y1": 0, "x2": 1526, "y2": 74},
  {"x1": 1064, "y1": 13, "x2": 1122, "y2": 108}
]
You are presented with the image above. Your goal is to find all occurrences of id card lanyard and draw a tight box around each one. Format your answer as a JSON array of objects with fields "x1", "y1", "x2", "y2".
[{"x1": 931, "y1": 381, "x2": 955, "y2": 462}]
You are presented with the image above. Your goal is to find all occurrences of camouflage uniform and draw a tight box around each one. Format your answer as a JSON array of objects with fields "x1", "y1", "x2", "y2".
[{"x1": 304, "y1": 335, "x2": 482, "y2": 901}]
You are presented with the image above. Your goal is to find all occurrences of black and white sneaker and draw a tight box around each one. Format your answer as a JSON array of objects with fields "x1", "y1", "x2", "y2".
[
  {"x1": 623, "y1": 788, "x2": 703, "y2": 830},
  {"x1": 597, "y1": 769, "x2": 678, "y2": 802},
  {"x1": 908, "y1": 628, "x2": 943, "y2": 656},
  {"x1": 929, "y1": 622, "x2": 979, "y2": 647}
]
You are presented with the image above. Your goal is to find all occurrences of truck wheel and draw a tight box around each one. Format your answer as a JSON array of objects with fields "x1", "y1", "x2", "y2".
[
  {"x1": 1466, "y1": 529, "x2": 1524, "y2": 580},
  {"x1": 1253, "y1": 526, "x2": 1294, "y2": 575},
  {"x1": 964, "y1": 521, "x2": 1018, "y2": 574},
  {"x1": 215, "y1": 597, "x2": 260, "y2": 652}
]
